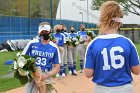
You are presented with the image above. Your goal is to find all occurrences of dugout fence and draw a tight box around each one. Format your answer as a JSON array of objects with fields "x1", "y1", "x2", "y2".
[
  {"x1": 86, "y1": 28, "x2": 140, "y2": 43},
  {"x1": 0, "y1": 16, "x2": 96, "y2": 43}
]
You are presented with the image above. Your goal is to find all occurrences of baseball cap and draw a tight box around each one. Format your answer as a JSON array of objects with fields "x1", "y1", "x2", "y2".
[{"x1": 38, "y1": 24, "x2": 51, "y2": 34}]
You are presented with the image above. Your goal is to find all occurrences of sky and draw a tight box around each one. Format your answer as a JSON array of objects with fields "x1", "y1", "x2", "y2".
[{"x1": 56, "y1": 0, "x2": 140, "y2": 24}]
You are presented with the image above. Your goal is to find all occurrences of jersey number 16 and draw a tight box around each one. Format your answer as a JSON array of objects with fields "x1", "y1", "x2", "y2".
[{"x1": 101, "y1": 46, "x2": 125, "y2": 70}]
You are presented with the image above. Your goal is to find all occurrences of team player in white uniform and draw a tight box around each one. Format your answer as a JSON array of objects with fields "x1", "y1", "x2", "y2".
[
  {"x1": 77, "y1": 24, "x2": 87, "y2": 72},
  {"x1": 84, "y1": 1, "x2": 140, "y2": 93},
  {"x1": 22, "y1": 22, "x2": 61, "y2": 93}
]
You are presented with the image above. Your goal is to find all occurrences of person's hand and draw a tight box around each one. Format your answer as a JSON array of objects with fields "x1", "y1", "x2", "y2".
[{"x1": 42, "y1": 73, "x2": 50, "y2": 80}]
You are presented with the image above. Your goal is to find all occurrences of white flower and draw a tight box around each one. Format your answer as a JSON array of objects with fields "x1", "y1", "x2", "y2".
[
  {"x1": 16, "y1": 52, "x2": 22, "y2": 57},
  {"x1": 65, "y1": 37, "x2": 71, "y2": 42},
  {"x1": 75, "y1": 41, "x2": 79, "y2": 45},
  {"x1": 18, "y1": 69, "x2": 29, "y2": 76},
  {"x1": 17, "y1": 56, "x2": 27, "y2": 68},
  {"x1": 13, "y1": 61, "x2": 18, "y2": 69},
  {"x1": 79, "y1": 38, "x2": 84, "y2": 42},
  {"x1": 72, "y1": 37, "x2": 77, "y2": 41}
]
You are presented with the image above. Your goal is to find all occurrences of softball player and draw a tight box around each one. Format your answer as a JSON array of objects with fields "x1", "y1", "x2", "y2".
[
  {"x1": 77, "y1": 24, "x2": 87, "y2": 73},
  {"x1": 84, "y1": 1, "x2": 140, "y2": 93},
  {"x1": 22, "y1": 22, "x2": 61, "y2": 93},
  {"x1": 60, "y1": 24, "x2": 69, "y2": 77},
  {"x1": 67, "y1": 26, "x2": 78, "y2": 76},
  {"x1": 53, "y1": 25, "x2": 65, "y2": 77}
]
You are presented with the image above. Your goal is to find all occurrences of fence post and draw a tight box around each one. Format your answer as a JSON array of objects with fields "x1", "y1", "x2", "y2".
[
  {"x1": 50, "y1": 0, "x2": 53, "y2": 29},
  {"x1": 28, "y1": 0, "x2": 31, "y2": 35},
  {"x1": 132, "y1": 28, "x2": 135, "y2": 43}
]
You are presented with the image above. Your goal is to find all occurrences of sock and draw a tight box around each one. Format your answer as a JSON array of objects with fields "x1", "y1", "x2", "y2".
[
  {"x1": 73, "y1": 62, "x2": 76, "y2": 71},
  {"x1": 70, "y1": 64, "x2": 74, "y2": 74},
  {"x1": 63, "y1": 64, "x2": 67, "y2": 74},
  {"x1": 59, "y1": 66, "x2": 63, "y2": 76},
  {"x1": 67, "y1": 62, "x2": 71, "y2": 71},
  {"x1": 80, "y1": 60, "x2": 84, "y2": 70}
]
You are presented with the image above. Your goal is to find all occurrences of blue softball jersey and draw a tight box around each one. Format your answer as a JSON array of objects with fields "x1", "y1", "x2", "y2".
[
  {"x1": 61, "y1": 32, "x2": 69, "y2": 43},
  {"x1": 85, "y1": 34, "x2": 140, "y2": 87},
  {"x1": 61, "y1": 32, "x2": 68, "y2": 37},
  {"x1": 69, "y1": 33, "x2": 78, "y2": 39},
  {"x1": 22, "y1": 40, "x2": 61, "y2": 70},
  {"x1": 77, "y1": 31, "x2": 87, "y2": 40},
  {"x1": 53, "y1": 33, "x2": 65, "y2": 46}
]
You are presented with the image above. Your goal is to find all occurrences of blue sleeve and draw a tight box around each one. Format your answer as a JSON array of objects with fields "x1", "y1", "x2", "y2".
[
  {"x1": 77, "y1": 31, "x2": 80, "y2": 35},
  {"x1": 85, "y1": 44, "x2": 94, "y2": 69},
  {"x1": 129, "y1": 44, "x2": 140, "y2": 66},
  {"x1": 58, "y1": 35, "x2": 64, "y2": 46},
  {"x1": 53, "y1": 48, "x2": 61, "y2": 64}
]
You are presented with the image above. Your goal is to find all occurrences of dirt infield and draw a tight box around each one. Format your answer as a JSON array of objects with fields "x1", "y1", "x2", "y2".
[{"x1": 5, "y1": 72, "x2": 140, "y2": 93}]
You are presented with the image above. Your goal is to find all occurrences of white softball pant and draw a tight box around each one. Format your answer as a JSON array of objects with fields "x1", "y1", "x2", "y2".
[{"x1": 94, "y1": 84, "x2": 134, "y2": 93}]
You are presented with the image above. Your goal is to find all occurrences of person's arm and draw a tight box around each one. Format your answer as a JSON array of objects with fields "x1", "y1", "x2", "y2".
[
  {"x1": 84, "y1": 43, "x2": 94, "y2": 78},
  {"x1": 42, "y1": 45, "x2": 61, "y2": 79},
  {"x1": 42, "y1": 64, "x2": 60, "y2": 79},
  {"x1": 58, "y1": 34, "x2": 64, "y2": 46},
  {"x1": 131, "y1": 65, "x2": 140, "y2": 75},
  {"x1": 84, "y1": 68, "x2": 94, "y2": 78},
  {"x1": 129, "y1": 42, "x2": 140, "y2": 75}
]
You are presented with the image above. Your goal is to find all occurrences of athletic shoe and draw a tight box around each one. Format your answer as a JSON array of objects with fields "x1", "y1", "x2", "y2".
[
  {"x1": 72, "y1": 73, "x2": 77, "y2": 76},
  {"x1": 69, "y1": 70, "x2": 72, "y2": 75},
  {"x1": 62, "y1": 73, "x2": 66, "y2": 77},
  {"x1": 80, "y1": 70, "x2": 84, "y2": 73},
  {"x1": 74, "y1": 70, "x2": 77, "y2": 74}
]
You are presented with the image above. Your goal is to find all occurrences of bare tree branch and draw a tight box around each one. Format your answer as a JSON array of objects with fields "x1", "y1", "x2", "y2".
[
  {"x1": 91, "y1": 0, "x2": 140, "y2": 16},
  {"x1": 129, "y1": 0, "x2": 140, "y2": 9}
]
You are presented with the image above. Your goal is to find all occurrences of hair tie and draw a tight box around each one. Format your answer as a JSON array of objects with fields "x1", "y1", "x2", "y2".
[{"x1": 112, "y1": 18, "x2": 122, "y2": 22}]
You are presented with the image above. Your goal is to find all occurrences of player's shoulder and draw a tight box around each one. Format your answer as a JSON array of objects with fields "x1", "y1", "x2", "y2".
[
  {"x1": 49, "y1": 41, "x2": 59, "y2": 49},
  {"x1": 29, "y1": 38, "x2": 39, "y2": 44},
  {"x1": 26, "y1": 38, "x2": 39, "y2": 47},
  {"x1": 88, "y1": 34, "x2": 128, "y2": 45},
  {"x1": 74, "y1": 33, "x2": 78, "y2": 36},
  {"x1": 92, "y1": 34, "x2": 134, "y2": 45},
  {"x1": 60, "y1": 33, "x2": 65, "y2": 36},
  {"x1": 95, "y1": 34, "x2": 128, "y2": 40},
  {"x1": 77, "y1": 31, "x2": 81, "y2": 34}
]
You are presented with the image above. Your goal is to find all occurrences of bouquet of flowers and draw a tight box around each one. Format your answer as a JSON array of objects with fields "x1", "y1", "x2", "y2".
[
  {"x1": 76, "y1": 36, "x2": 84, "y2": 44},
  {"x1": 50, "y1": 33, "x2": 57, "y2": 43},
  {"x1": 11, "y1": 52, "x2": 57, "y2": 93},
  {"x1": 70, "y1": 37, "x2": 80, "y2": 47},
  {"x1": 33, "y1": 66, "x2": 58, "y2": 93},
  {"x1": 87, "y1": 31, "x2": 96, "y2": 40},
  {"x1": 12, "y1": 52, "x2": 36, "y2": 85},
  {"x1": 65, "y1": 37, "x2": 71, "y2": 46}
]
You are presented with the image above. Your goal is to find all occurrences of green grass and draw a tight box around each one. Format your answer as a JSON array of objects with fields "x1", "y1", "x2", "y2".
[
  {"x1": 0, "y1": 51, "x2": 20, "y2": 76},
  {"x1": 0, "y1": 44, "x2": 140, "y2": 92},
  {"x1": 0, "y1": 77, "x2": 22, "y2": 92}
]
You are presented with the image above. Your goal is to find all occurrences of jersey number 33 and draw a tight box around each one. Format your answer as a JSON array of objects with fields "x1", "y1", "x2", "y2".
[{"x1": 101, "y1": 46, "x2": 125, "y2": 70}]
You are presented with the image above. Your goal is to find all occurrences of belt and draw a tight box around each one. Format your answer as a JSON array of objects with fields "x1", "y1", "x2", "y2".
[{"x1": 41, "y1": 67, "x2": 51, "y2": 72}]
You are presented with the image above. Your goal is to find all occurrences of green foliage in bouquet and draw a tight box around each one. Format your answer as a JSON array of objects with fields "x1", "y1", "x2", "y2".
[
  {"x1": 76, "y1": 36, "x2": 84, "y2": 44},
  {"x1": 50, "y1": 33, "x2": 55, "y2": 41},
  {"x1": 12, "y1": 52, "x2": 36, "y2": 85},
  {"x1": 70, "y1": 37, "x2": 80, "y2": 47},
  {"x1": 65, "y1": 37, "x2": 71, "y2": 46},
  {"x1": 87, "y1": 31, "x2": 96, "y2": 40}
]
